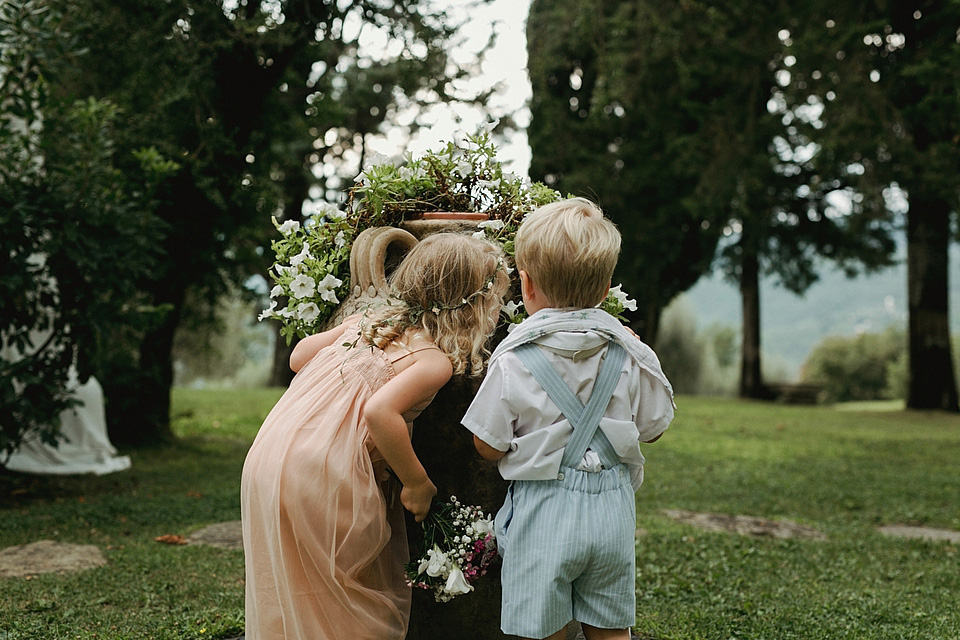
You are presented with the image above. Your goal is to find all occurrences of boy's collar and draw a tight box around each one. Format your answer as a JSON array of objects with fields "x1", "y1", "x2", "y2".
[
  {"x1": 533, "y1": 330, "x2": 608, "y2": 362},
  {"x1": 528, "y1": 306, "x2": 588, "y2": 318}
]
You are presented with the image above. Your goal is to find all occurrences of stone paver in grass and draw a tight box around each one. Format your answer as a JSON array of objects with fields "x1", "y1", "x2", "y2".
[
  {"x1": 663, "y1": 509, "x2": 827, "y2": 540},
  {"x1": 186, "y1": 520, "x2": 243, "y2": 550},
  {"x1": 878, "y1": 524, "x2": 960, "y2": 543},
  {"x1": 0, "y1": 540, "x2": 107, "y2": 578}
]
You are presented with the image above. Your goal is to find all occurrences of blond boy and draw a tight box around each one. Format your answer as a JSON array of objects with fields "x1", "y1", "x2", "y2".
[{"x1": 462, "y1": 198, "x2": 675, "y2": 640}]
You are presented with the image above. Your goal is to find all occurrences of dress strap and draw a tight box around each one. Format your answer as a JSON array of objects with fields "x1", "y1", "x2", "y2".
[{"x1": 386, "y1": 343, "x2": 442, "y2": 364}]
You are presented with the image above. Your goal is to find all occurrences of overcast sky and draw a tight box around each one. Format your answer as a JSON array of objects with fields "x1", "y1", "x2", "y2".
[{"x1": 367, "y1": 0, "x2": 533, "y2": 174}]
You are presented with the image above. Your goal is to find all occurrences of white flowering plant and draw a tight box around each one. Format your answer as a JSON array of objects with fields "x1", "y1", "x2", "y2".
[
  {"x1": 258, "y1": 202, "x2": 354, "y2": 344},
  {"x1": 496, "y1": 281, "x2": 639, "y2": 326},
  {"x1": 259, "y1": 125, "x2": 639, "y2": 341},
  {"x1": 405, "y1": 496, "x2": 498, "y2": 603}
]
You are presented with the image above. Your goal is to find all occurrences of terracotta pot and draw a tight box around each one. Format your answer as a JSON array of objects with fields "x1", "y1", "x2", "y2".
[
  {"x1": 418, "y1": 211, "x2": 489, "y2": 221},
  {"x1": 400, "y1": 213, "x2": 486, "y2": 241}
]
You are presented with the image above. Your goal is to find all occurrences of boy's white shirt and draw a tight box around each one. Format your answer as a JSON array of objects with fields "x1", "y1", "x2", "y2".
[{"x1": 462, "y1": 308, "x2": 675, "y2": 491}]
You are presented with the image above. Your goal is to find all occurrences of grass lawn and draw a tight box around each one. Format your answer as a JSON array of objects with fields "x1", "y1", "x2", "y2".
[{"x1": 1, "y1": 390, "x2": 958, "y2": 639}]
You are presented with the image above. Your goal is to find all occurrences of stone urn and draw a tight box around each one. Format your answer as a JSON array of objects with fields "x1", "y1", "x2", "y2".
[{"x1": 324, "y1": 220, "x2": 517, "y2": 640}]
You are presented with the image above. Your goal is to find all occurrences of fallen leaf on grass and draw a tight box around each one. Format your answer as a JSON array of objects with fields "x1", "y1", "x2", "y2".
[{"x1": 154, "y1": 534, "x2": 187, "y2": 545}]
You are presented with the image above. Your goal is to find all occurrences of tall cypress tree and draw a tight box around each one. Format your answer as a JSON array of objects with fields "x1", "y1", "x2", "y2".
[
  {"x1": 788, "y1": 1, "x2": 960, "y2": 411},
  {"x1": 527, "y1": 0, "x2": 897, "y2": 398}
]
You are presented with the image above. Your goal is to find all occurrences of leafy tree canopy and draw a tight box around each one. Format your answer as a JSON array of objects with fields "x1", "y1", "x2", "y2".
[
  {"x1": 0, "y1": 0, "x2": 173, "y2": 456},
  {"x1": 526, "y1": 0, "x2": 900, "y2": 396},
  {"x1": 4, "y1": 0, "x2": 498, "y2": 446},
  {"x1": 785, "y1": 1, "x2": 960, "y2": 409},
  {"x1": 527, "y1": 0, "x2": 732, "y2": 340}
]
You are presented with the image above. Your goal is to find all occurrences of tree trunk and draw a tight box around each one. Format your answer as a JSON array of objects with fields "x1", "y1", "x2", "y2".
[
  {"x1": 269, "y1": 328, "x2": 296, "y2": 388},
  {"x1": 642, "y1": 289, "x2": 662, "y2": 349},
  {"x1": 103, "y1": 289, "x2": 182, "y2": 447},
  {"x1": 906, "y1": 193, "x2": 958, "y2": 411},
  {"x1": 101, "y1": 174, "x2": 211, "y2": 445},
  {"x1": 622, "y1": 301, "x2": 661, "y2": 347},
  {"x1": 739, "y1": 244, "x2": 771, "y2": 399},
  {"x1": 133, "y1": 302, "x2": 180, "y2": 443}
]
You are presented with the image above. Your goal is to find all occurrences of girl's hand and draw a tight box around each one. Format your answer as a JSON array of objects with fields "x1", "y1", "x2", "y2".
[{"x1": 401, "y1": 478, "x2": 438, "y2": 522}]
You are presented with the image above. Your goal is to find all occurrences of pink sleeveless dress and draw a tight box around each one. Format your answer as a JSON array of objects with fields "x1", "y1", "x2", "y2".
[{"x1": 241, "y1": 322, "x2": 437, "y2": 640}]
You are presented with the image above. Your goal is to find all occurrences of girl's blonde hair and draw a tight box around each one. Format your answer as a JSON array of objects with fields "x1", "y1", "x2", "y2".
[
  {"x1": 360, "y1": 232, "x2": 509, "y2": 377},
  {"x1": 515, "y1": 197, "x2": 621, "y2": 308}
]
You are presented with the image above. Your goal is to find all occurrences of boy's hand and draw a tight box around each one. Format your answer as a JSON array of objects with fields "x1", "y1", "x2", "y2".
[{"x1": 401, "y1": 478, "x2": 438, "y2": 522}]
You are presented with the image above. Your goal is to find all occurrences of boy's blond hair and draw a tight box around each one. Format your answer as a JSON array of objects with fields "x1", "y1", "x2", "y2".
[
  {"x1": 514, "y1": 197, "x2": 621, "y2": 308},
  {"x1": 362, "y1": 233, "x2": 509, "y2": 377}
]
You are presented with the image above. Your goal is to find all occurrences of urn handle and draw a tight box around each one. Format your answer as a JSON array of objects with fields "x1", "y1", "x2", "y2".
[
  {"x1": 350, "y1": 226, "x2": 419, "y2": 294},
  {"x1": 322, "y1": 226, "x2": 419, "y2": 331}
]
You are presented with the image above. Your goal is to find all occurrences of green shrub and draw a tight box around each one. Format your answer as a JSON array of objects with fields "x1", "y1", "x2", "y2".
[
  {"x1": 885, "y1": 351, "x2": 908, "y2": 400},
  {"x1": 801, "y1": 326, "x2": 905, "y2": 402},
  {"x1": 655, "y1": 297, "x2": 705, "y2": 394},
  {"x1": 656, "y1": 295, "x2": 738, "y2": 396}
]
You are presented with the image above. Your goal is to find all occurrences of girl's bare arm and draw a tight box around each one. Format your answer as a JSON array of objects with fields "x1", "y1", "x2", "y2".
[
  {"x1": 289, "y1": 315, "x2": 359, "y2": 373},
  {"x1": 363, "y1": 349, "x2": 453, "y2": 521}
]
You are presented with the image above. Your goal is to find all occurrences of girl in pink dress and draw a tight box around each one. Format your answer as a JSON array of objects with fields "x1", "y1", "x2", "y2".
[{"x1": 241, "y1": 233, "x2": 509, "y2": 640}]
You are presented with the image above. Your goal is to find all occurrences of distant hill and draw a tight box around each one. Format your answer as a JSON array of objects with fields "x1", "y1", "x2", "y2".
[{"x1": 680, "y1": 248, "x2": 960, "y2": 380}]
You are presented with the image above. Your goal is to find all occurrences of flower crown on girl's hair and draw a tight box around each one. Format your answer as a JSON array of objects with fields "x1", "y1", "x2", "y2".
[
  {"x1": 400, "y1": 256, "x2": 508, "y2": 325},
  {"x1": 358, "y1": 234, "x2": 509, "y2": 377}
]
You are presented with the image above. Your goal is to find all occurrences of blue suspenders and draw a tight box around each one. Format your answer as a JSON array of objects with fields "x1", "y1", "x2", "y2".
[{"x1": 513, "y1": 340, "x2": 626, "y2": 471}]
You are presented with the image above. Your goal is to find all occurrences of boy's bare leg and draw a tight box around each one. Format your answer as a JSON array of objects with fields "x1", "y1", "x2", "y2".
[{"x1": 581, "y1": 623, "x2": 631, "y2": 640}]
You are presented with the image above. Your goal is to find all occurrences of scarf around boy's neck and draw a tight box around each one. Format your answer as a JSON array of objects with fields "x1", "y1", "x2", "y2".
[{"x1": 491, "y1": 307, "x2": 675, "y2": 401}]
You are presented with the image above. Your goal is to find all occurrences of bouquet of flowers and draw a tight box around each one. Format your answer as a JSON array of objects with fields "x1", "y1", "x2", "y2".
[{"x1": 406, "y1": 496, "x2": 498, "y2": 603}]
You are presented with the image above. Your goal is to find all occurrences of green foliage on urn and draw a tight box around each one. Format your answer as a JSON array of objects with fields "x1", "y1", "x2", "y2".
[
  {"x1": 262, "y1": 130, "x2": 569, "y2": 343},
  {"x1": 348, "y1": 127, "x2": 562, "y2": 227}
]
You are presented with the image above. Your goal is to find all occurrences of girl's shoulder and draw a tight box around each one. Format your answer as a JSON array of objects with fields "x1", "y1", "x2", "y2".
[
  {"x1": 384, "y1": 329, "x2": 440, "y2": 359},
  {"x1": 385, "y1": 330, "x2": 450, "y2": 376}
]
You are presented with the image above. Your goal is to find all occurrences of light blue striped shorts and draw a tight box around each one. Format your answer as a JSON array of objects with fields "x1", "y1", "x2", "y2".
[{"x1": 495, "y1": 464, "x2": 637, "y2": 638}]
